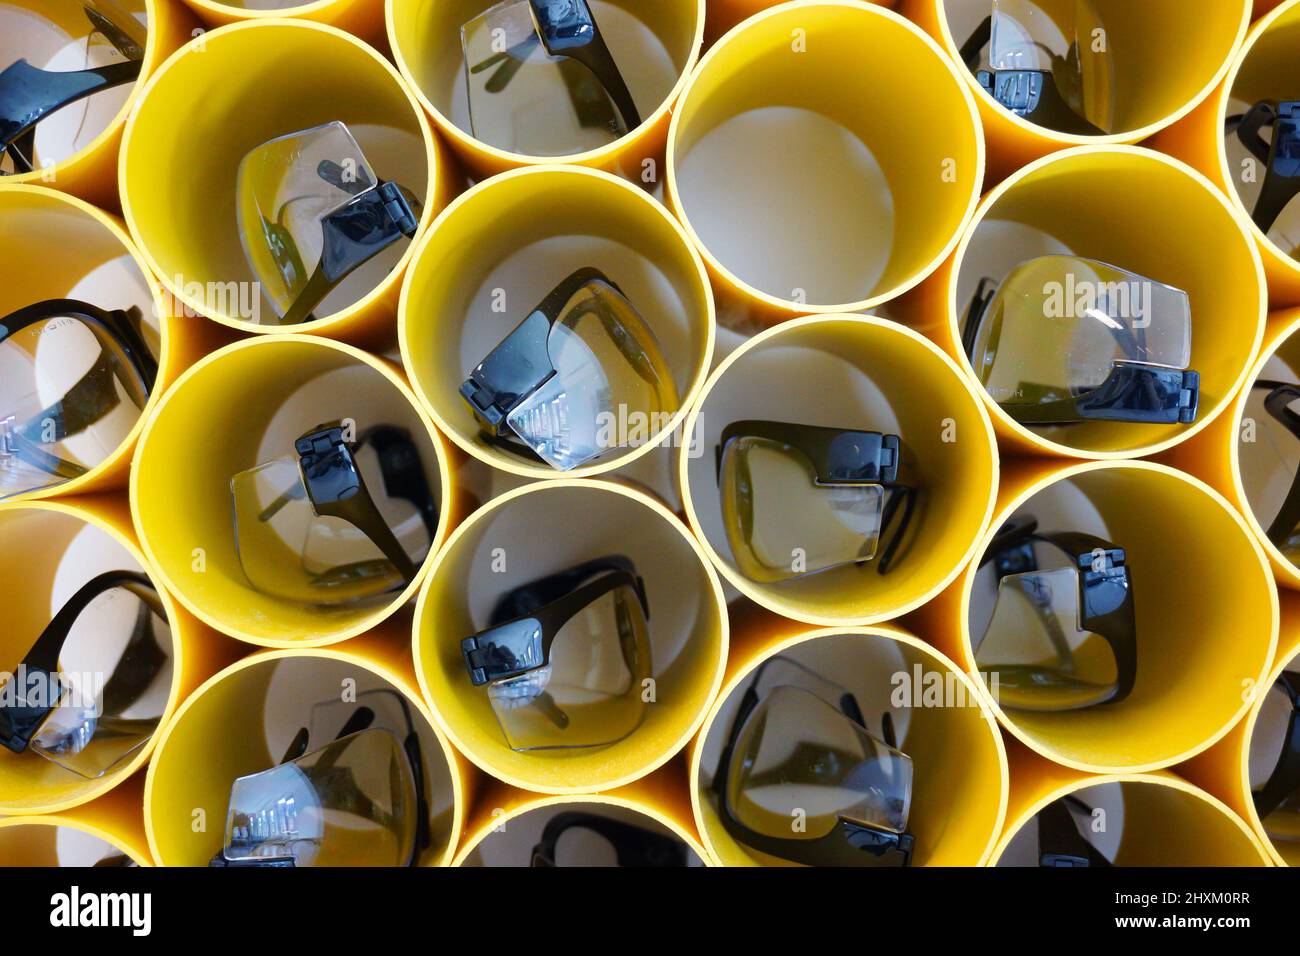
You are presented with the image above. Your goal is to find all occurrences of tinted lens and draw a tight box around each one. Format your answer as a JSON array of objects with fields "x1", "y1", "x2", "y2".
[
  {"x1": 720, "y1": 437, "x2": 884, "y2": 583},
  {"x1": 230, "y1": 445, "x2": 429, "y2": 607},
  {"x1": 0, "y1": 312, "x2": 150, "y2": 499},
  {"x1": 1240, "y1": 384, "x2": 1300, "y2": 564},
  {"x1": 974, "y1": 556, "x2": 1119, "y2": 711},
  {"x1": 236, "y1": 122, "x2": 378, "y2": 322},
  {"x1": 0, "y1": 0, "x2": 145, "y2": 175},
  {"x1": 970, "y1": 255, "x2": 1191, "y2": 409},
  {"x1": 989, "y1": 0, "x2": 1111, "y2": 131},
  {"x1": 487, "y1": 582, "x2": 649, "y2": 750},
  {"x1": 28, "y1": 583, "x2": 171, "y2": 779},
  {"x1": 220, "y1": 728, "x2": 417, "y2": 867},
  {"x1": 461, "y1": 0, "x2": 627, "y2": 156},
  {"x1": 727, "y1": 685, "x2": 911, "y2": 842},
  {"x1": 505, "y1": 277, "x2": 677, "y2": 470}
]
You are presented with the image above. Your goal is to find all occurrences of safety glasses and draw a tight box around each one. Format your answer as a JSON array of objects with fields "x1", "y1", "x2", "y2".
[
  {"x1": 210, "y1": 688, "x2": 431, "y2": 867},
  {"x1": 1242, "y1": 379, "x2": 1300, "y2": 563},
  {"x1": 236, "y1": 121, "x2": 422, "y2": 326},
  {"x1": 972, "y1": 515, "x2": 1135, "y2": 711},
  {"x1": 461, "y1": 0, "x2": 640, "y2": 156},
  {"x1": 530, "y1": 811, "x2": 689, "y2": 867},
  {"x1": 1, "y1": 298, "x2": 157, "y2": 500},
  {"x1": 461, "y1": 555, "x2": 651, "y2": 752},
  {"x1": 1229, "y1": 101, "x2": 1300, "y2": 241},
  {"x1": 460, "y1": 267, "x2": 678, "y2": 471},
  {"x1": 0, "y1": 570, "x2": 172, "y2": 780},
  {"x1": 0, "y1": 0, "x2": 144, "y2": 175},
  {"x1": 715, "y1": 420, "x2": 919, "y2": 583},
  {"x1": 962, "y1": 255, "x2": 1200, "y2": 427},
  {"x1": 959, "y1": 0, "x2": 1108, "y2": 135},
  {"x1": 1252, "y1": 671, "x2": 1300, "y2": 844},
  {"x1": 230, "y1": 420, "x2": 438, "y2": 608},
  {"x1": 1036, "y1": 795, "x2": 1110, "y2": 866},
  {"x1": 712, "y1": 656, "x2": 914, "y2": 867}
]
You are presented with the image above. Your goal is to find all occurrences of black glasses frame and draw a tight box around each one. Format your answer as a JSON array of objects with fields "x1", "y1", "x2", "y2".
[
  {"x1": 530, "y1": 811, "x2": 688, "y2": 867},
  {"x1": 1230, "y1": 100, "x2": 1300, "y2": 235},
  {"x1": 978, "y1": 515, "x2": 1137, "y2": 707},
  {"x1": 710, "y1": 657, "x2": 915, "y2": 867},
  {"x1": 0, "y1": 569, "x2": 166, "y2": 755},
  {"x1": 962, "y1": 276, "x2": 1200, "y2": 426},
  {"x1": 1254, "y1": 670, "x2": 1300, "y2": 821},
  {"x1": 714, "y1": 420, "x2": 920, "y2": 575},
  {"x1": 1249, "y1": 379, "x2": 1300, "y2": 552},
  {"x1": 1037, "y1": 795, "x2": 1111, "y2": 867},
  {"x1": 461, "y1": 555, "x2": 649, "y2": 686}
]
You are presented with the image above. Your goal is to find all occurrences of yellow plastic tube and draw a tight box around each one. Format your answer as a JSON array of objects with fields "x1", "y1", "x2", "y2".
[
  {"x1": 119, "y1": 19, "x2": 443, "y2": 345},
  {"x1": 922, "y1": 458, "x2": 1277, "y2": 774},
  {"x1": 992, "y1": 743, "x2": 1270, "y2": 866},
  {"x1": 704, "y1": 0, "x2": 895, "y2": 44},
  {"x1": 665, "y1": 1, "x2": 984, "y2": 328},
  {"x1": 1, "y1": 0, "x2": 197, "y2": 211},
  {"x1": 399, "y1": 165, "x2": 714, "y2": 481},
  {"x1": 386, "y1": 0, "x2": 704, "y2": 181},
  {"x1": 903, "y1": 0, "x2": 1250, "y2": 184},
  {"x1": 679, "y1": 315, "x2": 999, "y2": 626},
  {"x1": 180, "y1": 0, "x2": 387, "y2": 45},
  {"x1": 144, "y1": 639, "x2": 468, "y2": 866},
  {"x1": 453, "y1": 767, "x2": 710, "y2": 865},
  {"x1": 1156, "y1": 0, "x2": 1300, "y2": 306},
  {"x1": 690, "y1": 622, "x2": 1009, "y2": 867},
  {"x1": 913, "y1": 145, "x2": 1266, "y2": 460},
  {"x1": 0, "y1": 496, "x2": 234, "y2": 816},
  {"x1": 413, "y1": 479, "x2": 728, "y2": 794},
  {"x1": 0, "y1": 182, "x2": 226, "y2": 502},
  {"x1": 130, "y1": 334, "x2": 455, "y2": 647},
  {"x1": 0, "y1": 777, "x2": 152, "y2": 866}
]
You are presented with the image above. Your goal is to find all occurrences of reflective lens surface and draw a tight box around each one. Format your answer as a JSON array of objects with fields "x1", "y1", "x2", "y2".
[
  {"x1": 974, "y1": 551, "x2": 1120, "y2": 710},
  {"x1": 720, "y1": 437, "x2": 884, "y2": 583},
  {"x1": 970, "y1": 256, "x2": 1192, "y2": 410},
  {"x1": 487, "y1": 582, "x2": 650, "y2": 750},
  {"x1": 505, "y1": 277, "x2": 677, "y2": 470},
  {"x1": 235, "y1": 121, "x2": 377, "y2": 322},
  {"x1": 221, "y1": 728, "x2": 417, "y2": 867},
  {"x1": 28, "y1": 582, "x2": 172, "y2": 778},
  {"x1": 0, "y1": 311, "x2": 150, "y2": 499},
  {"x1": 727, "y1": 685, "x2": 911, "y2": 842},
  {"x1": 988, "y1": 0, "x2": 1112, "y2": 132},
  {"x1": 461, "y1": 0, "x2": 627, "y2": 156},
  {"x1": 230, "y1": 443, "x2": 429, "y2": 607}
]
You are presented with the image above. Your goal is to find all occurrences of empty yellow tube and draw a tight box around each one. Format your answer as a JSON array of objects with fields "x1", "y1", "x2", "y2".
[
  {"x1": 118, "y1": 19, "x2": 443, "y2": 345},
  {"x1": 926, "y1": 458, "x2": 1277, "y2": 774},
  {"x1": 0, "y1": 778, "x2": 152, "y2": 866},
  {"x1": 0, "y1": 496, "x2": 231, "y2": 816},
  {"x1": 903, "y1": 0, "x2": 1250, "y2": 183},
  {"x1": 917, "y1": 144, "x2": 1265, "y2": 460},
  {"x1": 398, "y1": 164, "x2": 715, "y2": 480},
  {"x1": 665, "y1": 0, "x2": 984, "y2": 328},
  {"x1": 2, "y1": 0, "x2": 197, "y2": 211},
  {"x1": 678, "y1": 314, "x2": 999, "y2": 626},
  {"x1": 413, "y1": 479, "x2": 728, "y2": 794},
  {"x1": 144, "y1": 640, "x2": 468, "y2": 866},
  {"x1": 992, "y1": 743, "x2": 1270, "y2": 865},
  {"x1": 129, "y1": 334, "x2": 455, "y2": 647},
  {"x1": 387, "y1": 0, "x2": 705, "y2": 181},
  {"x1": 689, "y1": 622, "x2": 1009, "y2": 867}
]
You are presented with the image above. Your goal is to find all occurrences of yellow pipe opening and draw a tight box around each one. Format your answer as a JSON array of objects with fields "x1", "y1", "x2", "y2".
[{"x1": 180, "y1": 0, "x2": 388, "y2": 46}]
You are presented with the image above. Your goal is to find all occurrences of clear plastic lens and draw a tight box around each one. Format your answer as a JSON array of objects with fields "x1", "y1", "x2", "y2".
[
  {"x1": 727, "y1": 685, "x2": 911, "y2": 841},
  {"x1": 505, "y1": 278, "x2": 677, "y2": 470},
  {"x1": 970, "y1": 255, "x2": 1192, "y2": 409},
  {"x1": 221, "y1": 729, "x2": 417, "y2": 867},
  {"x1": 460, "y1": 0, "x2": 627, "y2": 156},
  {"x1": 230, "y1": 445, "x2": 427, "y2": 608},
  {"x1": 236, "y1": 122, "x2": 377, "y2": 321},
  {"x1": 719, "y1": 437, "x2": 884, "y2": 583},
  {"x1": 0, "y1": 313, "x2": 149, "y2": 500},
  {"x1": 988, "y1": 0, "x2": 1112, "y2": 132},
  {"x1": 487, "y1": 583, "x2": 650, "y2": 750},
  {"x1": 29, "y1": 584, "x2": 172, "y2": 779},
  {"x1": 974, "y1": 558, "x2": 1119, "y2": 711}
]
